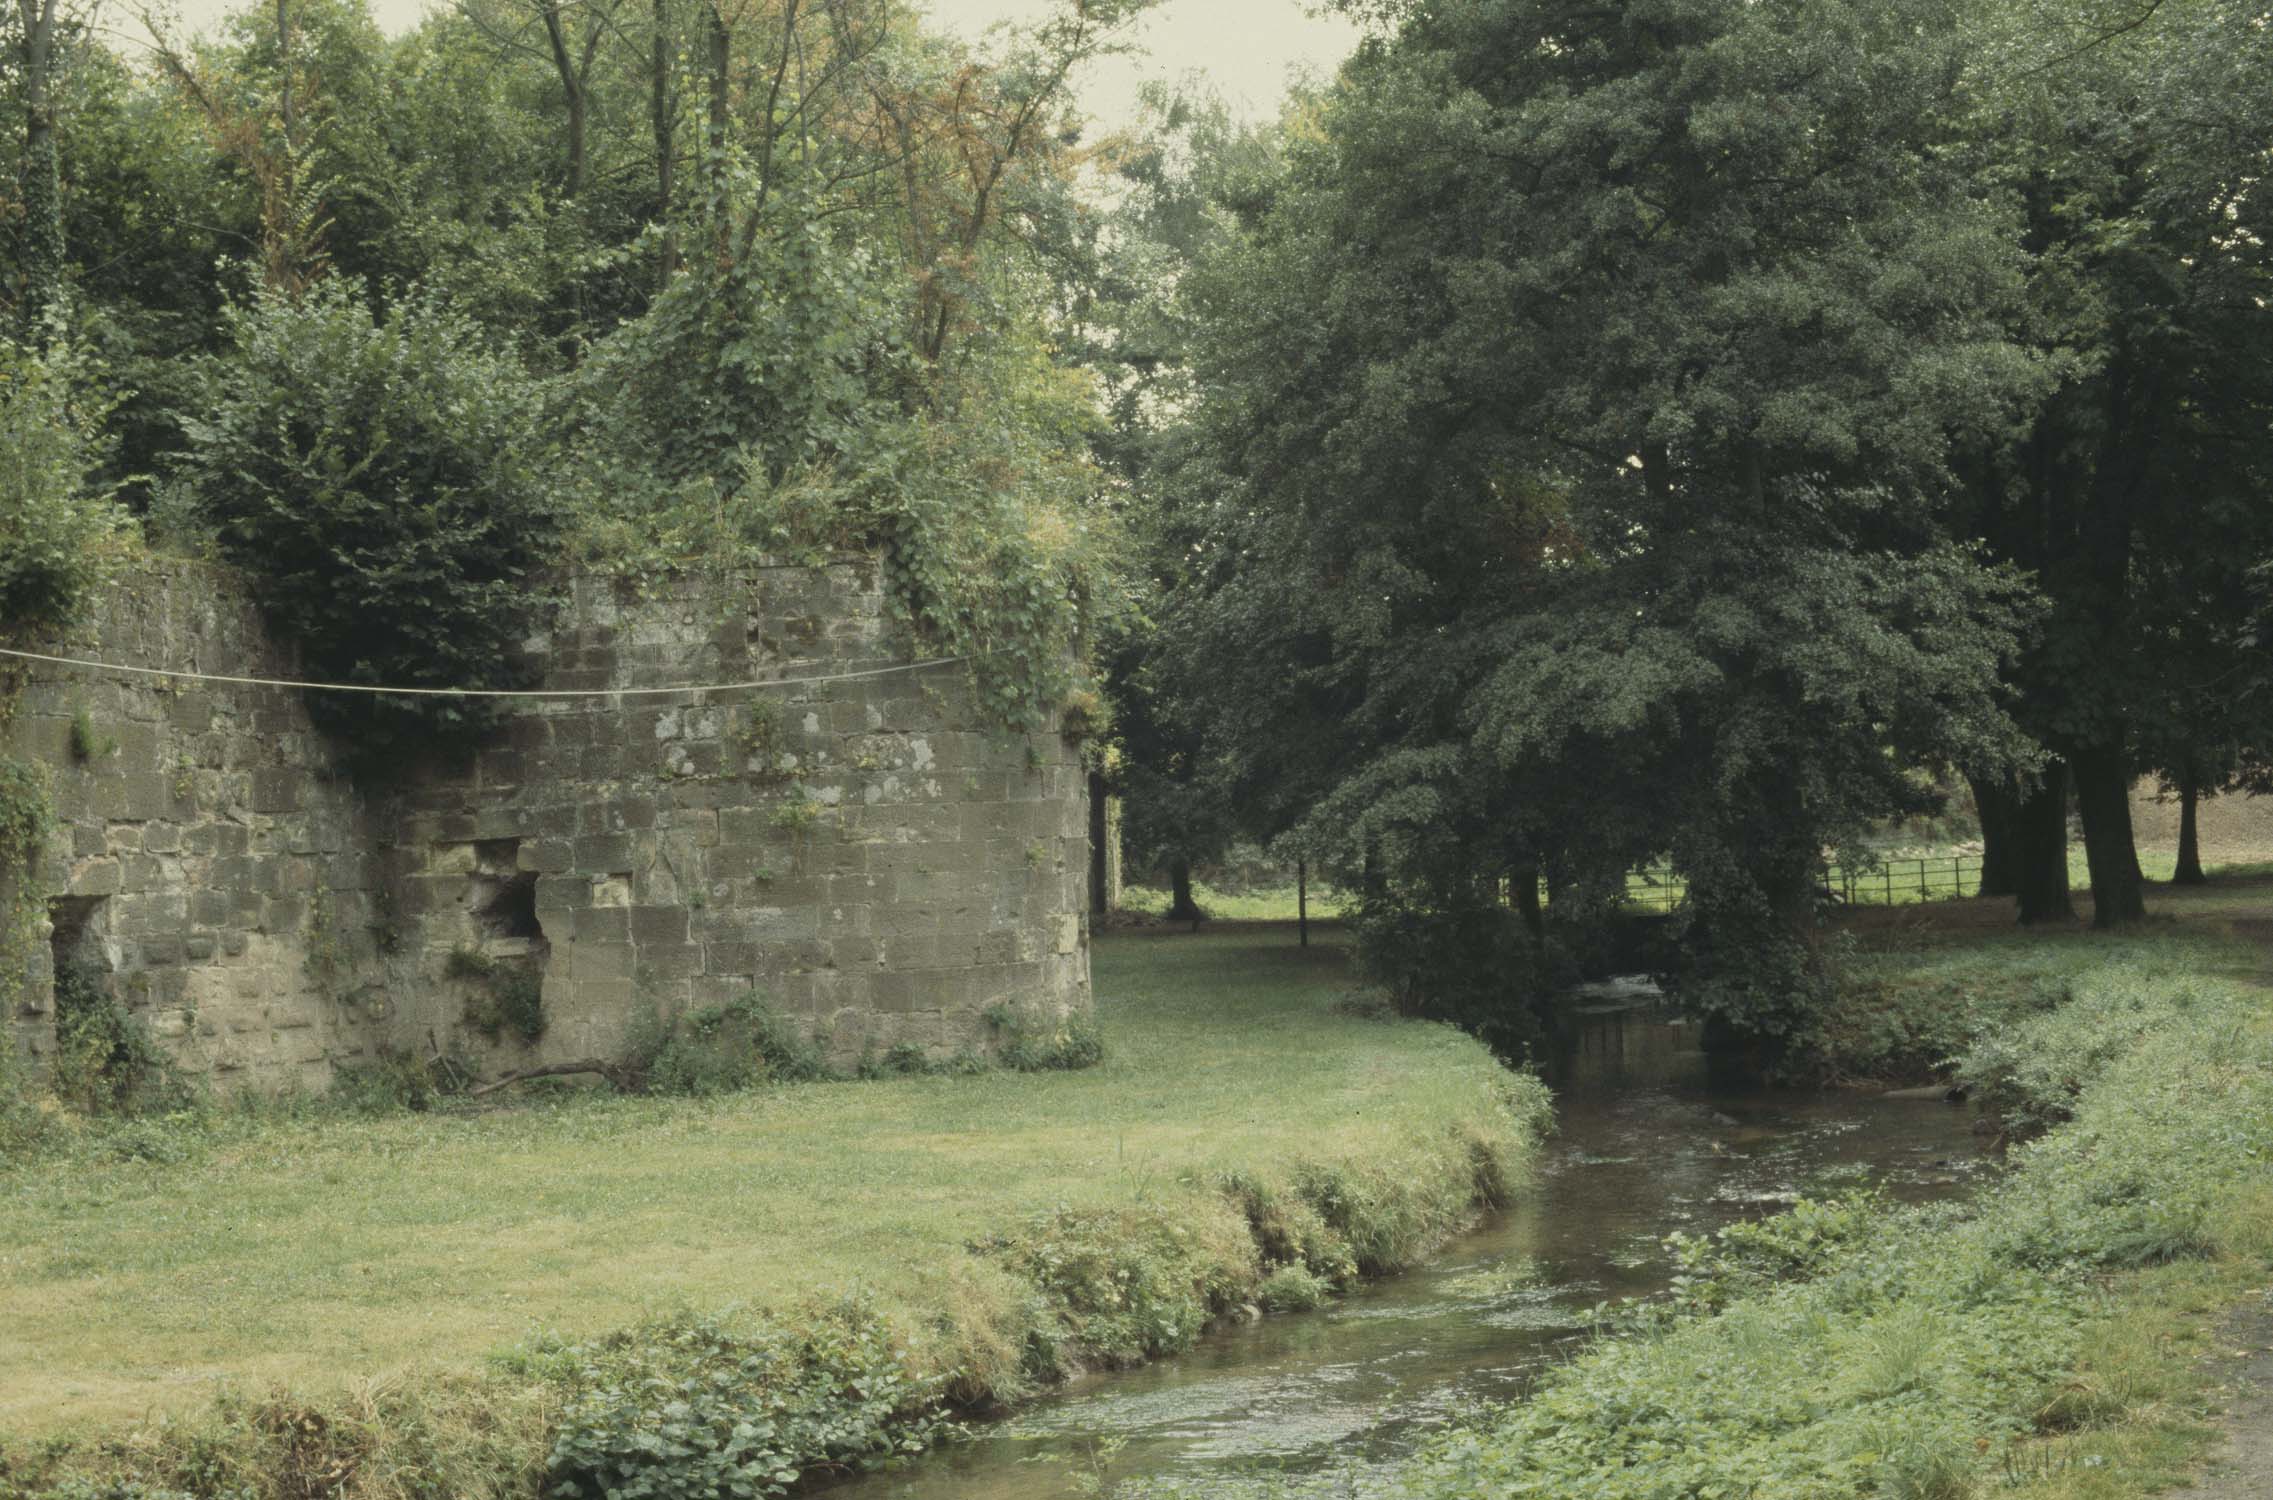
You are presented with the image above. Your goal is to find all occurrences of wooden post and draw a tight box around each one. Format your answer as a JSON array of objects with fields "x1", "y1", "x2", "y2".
[{"x1": 1297, "y1": 860, "x2": 1309, "y2": 948}]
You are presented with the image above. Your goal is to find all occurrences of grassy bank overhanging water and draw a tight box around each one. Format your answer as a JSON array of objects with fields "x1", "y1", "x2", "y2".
[{"x1": 0, "y1": 932, "x2": 1548, "y2": 1499}]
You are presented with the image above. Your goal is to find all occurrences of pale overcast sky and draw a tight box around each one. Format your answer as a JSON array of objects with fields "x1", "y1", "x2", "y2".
[
  {"x1": 922, "y1": 1, "x2": 1363, "y2": 130},
  {"x1": 138, "y1": 1, "x2": 1363, "y2": 133}
]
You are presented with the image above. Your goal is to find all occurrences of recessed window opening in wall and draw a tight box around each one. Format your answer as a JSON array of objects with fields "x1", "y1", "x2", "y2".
[
  {"x1": 463, "y1": 838, "x2": 545, "y2": 944},
  {"x1": 477, "y1": 870, "x2": 544, "y2": 944},
  {"x1": 47, "y1": 895, "x2": 112, "y2": 1019},
  {"x1": 454, "y1": 840, "x2": 552, "y2": 1045}
]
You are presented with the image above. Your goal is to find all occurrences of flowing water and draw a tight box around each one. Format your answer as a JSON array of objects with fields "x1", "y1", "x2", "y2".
[{"x1": 827, "y1": 981, "x2": 1989, "y2": 1500}]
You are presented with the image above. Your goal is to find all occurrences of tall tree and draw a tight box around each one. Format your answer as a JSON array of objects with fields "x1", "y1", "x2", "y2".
[
  {"x1": 1169, "y1": 0, "x2": 2045, "y2": 1041},
  {"x1": 454, "y1": 0, "x2": 625, "y2": 198},
  {"x1": 10, "y1": 0, "x2": 67, "y2": 326},
  {"x1": 1956, "y1": 0, "x2": 2273, "y2": 926}
]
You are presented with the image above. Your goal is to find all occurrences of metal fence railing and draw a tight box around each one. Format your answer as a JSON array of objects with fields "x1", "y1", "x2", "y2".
[{"x1": 1623, "y1": 854, "x2": 1983, "y2": 912}]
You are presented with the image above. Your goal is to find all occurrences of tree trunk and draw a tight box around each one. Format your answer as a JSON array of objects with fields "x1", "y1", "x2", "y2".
[
  {"x1": 1967, "y1": 772, "x2": 2020, "y2": 898},
  {"x1": 2014, "y1": 761, "x2": 2075, "y2": 925},
  {"x1": 2071, "y1": 746, "x2": 2146, "y2": 927},
  {"x1": 276, "y1": 0, "x2": 295, "y2": 157},
  {"x1": 705, "y1": 1, "x2": 730, "y2": 218},
  {"x1": 2174, "y1": 770, "x2": 2208, "y2": 885},
  {"x1": 567, "y1": 82, "x2": 588, "y2": 204},
  {"x1": 1297, "y1": 860, "x2": 1309, "y2": 948},
  {"x1": 652, "y1": 0, "x2": 677, "y2": 281},
  {"x1": 1509, "y1": 857, "x2": 1544, "y2": 940},
  {"x1": 1166, "y1": 859, "x2": 1201, "y2": 925},
  {"x1": 1086, "y1": 770, "x2": 1109, "y2": 916},
  {"x1": 18, "y1": 0, "x2": 65, "y2": 330},
  {"x1": 539, "y1": 2, "x2": 589, "y2": 197}
]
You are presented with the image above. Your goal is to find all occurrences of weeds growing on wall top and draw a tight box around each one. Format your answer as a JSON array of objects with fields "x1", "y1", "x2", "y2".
[{"x1": 0, "y1": 329, "x2": 133, "y2": 633}]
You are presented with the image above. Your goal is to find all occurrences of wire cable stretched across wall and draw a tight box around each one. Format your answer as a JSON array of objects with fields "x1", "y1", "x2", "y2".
[{"x1": 0, "y1": 646, "x2": 973, "y2": 701}]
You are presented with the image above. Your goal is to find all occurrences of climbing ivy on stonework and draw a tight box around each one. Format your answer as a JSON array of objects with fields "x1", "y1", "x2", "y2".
[
  {"x1": 0, "y1": 753, "x2": 51, "y2": 1109},
  {"x1": 0, "y1": 327, "x2": 134, "y2": 632},
  {"x1": 762, "y1": 333, "x2": 1118, "y2": 733},
  {"x1": 874, "y1": 330, "x2": 1120, "y2": 730}
]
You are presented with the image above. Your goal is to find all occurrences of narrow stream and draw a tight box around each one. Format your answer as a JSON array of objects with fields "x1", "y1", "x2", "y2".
[{"x1": 829, "y1": 983, "x2": 1989, "y2": 1500}]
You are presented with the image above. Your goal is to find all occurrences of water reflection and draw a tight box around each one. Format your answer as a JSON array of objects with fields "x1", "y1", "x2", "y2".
[{"x1": 824, "y1": 983, "x2": 1986, "y2": 1500}]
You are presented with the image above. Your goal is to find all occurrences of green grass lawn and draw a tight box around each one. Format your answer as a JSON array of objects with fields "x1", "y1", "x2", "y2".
[{"x1": 0, "y1": 932, "x2": 1535, "y2": 1449}]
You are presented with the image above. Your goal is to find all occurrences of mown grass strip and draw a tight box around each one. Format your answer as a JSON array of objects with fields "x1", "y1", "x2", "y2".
[{"x1": 0, "y1": 933, "x2": 1546, "y2": 1499}]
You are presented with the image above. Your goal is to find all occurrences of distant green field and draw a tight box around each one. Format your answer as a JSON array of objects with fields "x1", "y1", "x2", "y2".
[
  {"x1": 1119, "y1": 880, "x2": 1352, "y2": 922},
  {"x1": 1623, "y1": 844, "x2": 2200, "y2": 913},
  {"x1": 1129, "y1": 847, "x2": 2247, "y2": 924}
]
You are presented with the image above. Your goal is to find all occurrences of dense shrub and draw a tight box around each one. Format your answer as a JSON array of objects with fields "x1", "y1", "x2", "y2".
[
  {"x1": 324, "y1": 1048, "x2": 473, "y2": 1114},
  {"x1": 0, "y1": 330, "x2": 132, "y2": 632},
  {"x1": 1352, "y1": 893, "x2": 1567, "y2": 1061},
  {"x1": 982, "y1": 1004, "x2": 1106, "y2": 1072},
  {"x1": 172, "y1": 282, "x2": 561, "y2": 749},
  {"x1": 620, "y1": 995, "x2": 830, "y2": 1096},
  {"x1": 1667, "y1": 869, "x2": 1845, "y2": 1054},
  {"x1": 544, "y1": 1305, "x2": 947, "y2": 1500},
  {"x1": 0, "y1": 755, "x2": 53, "y2": 1152},
  {"x1": 47, "y1": 958, "x2": 197, "y2": 1118}
]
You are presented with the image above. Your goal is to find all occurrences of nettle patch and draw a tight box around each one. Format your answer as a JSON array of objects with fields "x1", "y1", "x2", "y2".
[{"x1": 539, "y1": 1303, "x2": 947, "y2": 1500}]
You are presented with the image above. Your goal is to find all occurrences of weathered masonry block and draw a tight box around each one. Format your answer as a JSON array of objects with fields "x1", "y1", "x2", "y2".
[{"x1": 3, "y1": 558, "x2": 1092, "y2": 1090}]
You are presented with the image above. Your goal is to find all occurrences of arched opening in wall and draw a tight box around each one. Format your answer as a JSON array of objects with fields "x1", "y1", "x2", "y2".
[{"x1": 47, "y1": 895, "x2": 112, "y2": 1028}]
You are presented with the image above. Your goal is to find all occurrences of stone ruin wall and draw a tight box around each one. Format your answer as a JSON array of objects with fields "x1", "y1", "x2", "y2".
[
  {"x1": 1, "y1": 563, "x2": 383, "y2": 1091},
  {"x1": 3, "y1": 558, "x2": 1093, "y2": 1092}
]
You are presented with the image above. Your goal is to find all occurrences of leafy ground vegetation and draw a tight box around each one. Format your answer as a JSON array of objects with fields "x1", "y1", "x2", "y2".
[
  {"x1": 0, "y1": 933, "x2": 1546, "y2": 1499},
  {"x1": 1239, "y1": 875, "x2": 2273, "y2": 1500}
]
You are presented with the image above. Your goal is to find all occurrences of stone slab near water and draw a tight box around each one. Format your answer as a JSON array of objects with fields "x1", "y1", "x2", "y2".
[{"x1": 3, "y1": 558, "x2": 1092, "y2": 1091}]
